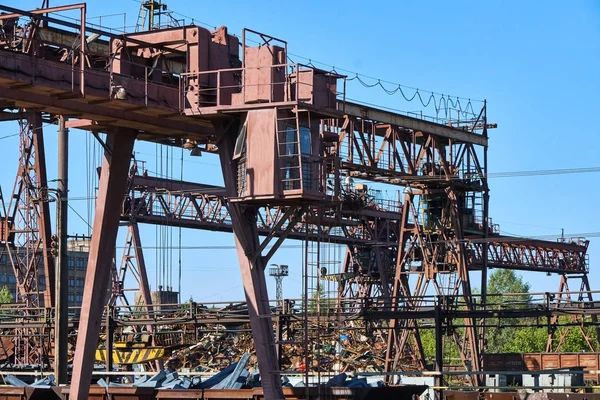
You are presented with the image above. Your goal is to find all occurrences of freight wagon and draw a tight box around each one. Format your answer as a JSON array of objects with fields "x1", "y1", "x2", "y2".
[{"x1": 483, "y1": 353, "x2": 600, "y2": 382}]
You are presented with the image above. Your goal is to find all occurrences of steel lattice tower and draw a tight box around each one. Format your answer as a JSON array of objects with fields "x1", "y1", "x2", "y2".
[{"x1": 269, "y1": 264, "x2": 289, "y2": 301}]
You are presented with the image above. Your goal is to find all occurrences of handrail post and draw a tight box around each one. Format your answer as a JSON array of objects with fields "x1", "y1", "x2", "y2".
[
  {"x1": 80, "y1": 4, "x2": 85, "y2": 97},
  {"x1": 216, "y1": 70, "x2": 220, "y2": 107},
  {"x1": 144, "y1": 67, "x2": 148, "y2": 107}
]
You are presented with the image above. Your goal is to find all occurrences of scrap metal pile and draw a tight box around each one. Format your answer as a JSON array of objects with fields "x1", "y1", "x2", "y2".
[{"x1": 163, "y1": 318, "x2": 394, "y2": 374}]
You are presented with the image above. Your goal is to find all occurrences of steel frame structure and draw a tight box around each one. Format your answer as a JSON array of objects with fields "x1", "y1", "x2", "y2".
[
  {"x1": 0, "y1": 5, "x2": 594, "y2": 400},
  {"x1": 0, "y1": 111, "x2": 55, "y2": 366}
]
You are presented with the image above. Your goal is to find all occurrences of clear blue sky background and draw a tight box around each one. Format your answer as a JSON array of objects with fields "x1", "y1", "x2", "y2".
[{"x1": 2, "y1": 1, "x2": 599, "y2": 302}]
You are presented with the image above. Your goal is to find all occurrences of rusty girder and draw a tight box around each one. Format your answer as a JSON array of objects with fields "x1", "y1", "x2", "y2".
[
  {"x1": 467, "y1": 237, "x2": 589, "y2": 274},
  {"x1": 329, "y1": 112, "x2": 486, "y2": 189},
  {"x1": 124, "y1": 173, "x2": 402, "y2": 247}
]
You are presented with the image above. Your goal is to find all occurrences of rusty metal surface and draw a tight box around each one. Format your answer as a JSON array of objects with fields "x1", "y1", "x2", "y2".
[
  {"x1": 0, "y1": 386, "x2": 60, "y2": 400},
  {"x1": 218, "y1": 132, "x2": 284, "y2": 399},
  {"x1": 57, "y1": 386, "x2": 155, "y2": 400},
  {"x1": 0, "y1": 4, "x2": 596, "y2": 399},
  {"x1": 341, "y1": 101, "x2": 488, "y2": 146},
  {"x1": 484, "y1": 352, "x2": 600, "y2": 382},
  {"x1": 154, "y1": 386, "x2": 428, "y2": 400},
  {"x1": 444, "y1": 391, "x2": 600, "y2": 400},
  {"x1": 70, "y1": 130, "x2": 137, "y2": 400},
  {"x1": 444, "y1": 391, "x2": 483, "y2": 400},
  {"x1": 48, "y1": 385, "x2": 430, "y2": 400}
]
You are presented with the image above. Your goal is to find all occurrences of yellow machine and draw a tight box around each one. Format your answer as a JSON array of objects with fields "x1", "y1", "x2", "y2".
[{"x1": 94, "y1": 342, "x2": 179, "y2": 364}]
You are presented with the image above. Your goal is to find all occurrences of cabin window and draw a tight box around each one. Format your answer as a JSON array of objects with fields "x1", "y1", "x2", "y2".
[
  {"x1": 233, "y1": 120, "x2": 247, "y2": 160},
  {"x1": 299, "y1": 126, "x2": 311, "y2": 155},
  {"x1": 285, "y1": 126, "x2": 297, "y2": 155}
]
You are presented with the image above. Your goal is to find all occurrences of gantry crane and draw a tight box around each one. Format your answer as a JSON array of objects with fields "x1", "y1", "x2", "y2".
[{"x1": 0, "y1": 4, "x2": 594, "y2": 400}]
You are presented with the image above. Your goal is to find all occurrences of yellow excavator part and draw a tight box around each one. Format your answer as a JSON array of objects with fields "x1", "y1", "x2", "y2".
[{"x1": 95, "y1": 346, "x2": 174, "y2": 364}]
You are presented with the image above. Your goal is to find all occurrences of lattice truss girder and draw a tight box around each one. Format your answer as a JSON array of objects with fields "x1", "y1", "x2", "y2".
[
  {"x1": 468, "y1": 238, "x2": 588, "y2": 273},
  {"x1": 326, "y1": 115, "x2": 486, "y2": 188},
  {"x1": 124, "y1": 175, "x2": 402, "y2": 247}
]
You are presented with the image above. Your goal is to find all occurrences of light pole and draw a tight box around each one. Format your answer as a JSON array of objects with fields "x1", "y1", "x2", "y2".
[{"x1": 268, "y1": 264, "x2": 288, "y2": 303}]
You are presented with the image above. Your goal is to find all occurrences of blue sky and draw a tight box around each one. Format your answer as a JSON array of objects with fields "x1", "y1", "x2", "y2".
[{"x1": 2, "y1": 1, "x2": 599, "y2": 302}]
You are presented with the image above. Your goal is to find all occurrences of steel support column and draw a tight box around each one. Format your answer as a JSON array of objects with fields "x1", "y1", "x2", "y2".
[
  {"x1": 55, "y1": 116, "x2": 69, "y2": 384},
  {"x1": 217, "y1": 125, "x2": 284, "y2": 400},
  {"x1": 480, "y1": 105, "x2": 490, "y2": 360},
  {"x1": 129, "y1": 223, "x2": 153, "y2": 311},
  {"x1": 434, "y1": 297, "x2": 443, "y2": 400},
  {"x1": 70, "y1": 129, "x2": 136, "y2": 400}
]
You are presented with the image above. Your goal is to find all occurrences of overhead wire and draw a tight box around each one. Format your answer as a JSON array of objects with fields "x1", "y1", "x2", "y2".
[{"x1": 124, "y1": 0, "x2": 481, "y2": 121}]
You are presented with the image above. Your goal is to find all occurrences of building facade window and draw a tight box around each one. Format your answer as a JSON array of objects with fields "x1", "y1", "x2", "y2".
[
  {"x1": 0, "y1": 254, "x2": 7, "y2": 263},
  {"x1": 0, "y1": 274, "x2": 7, "y2": 283},
  {"x1": 68, "y1": 257, "x2": 75, "y2": 270},
  {"x1": 76, "y1": 278, "x2": 84, "y2": 287},
  {"x1": 68, "y1": 278, "x2": 75, "y2": 287},
  {"x1": 8, "y1": 275, "x2": 16, "y2": 284},
  {"x1": 76, "y1": 258, "x2": 85, "y2": 270}
]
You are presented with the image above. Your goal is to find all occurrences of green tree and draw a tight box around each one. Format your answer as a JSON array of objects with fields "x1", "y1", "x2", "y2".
[
  {"x1": 549, "y1": 316, "x2": 598, "y2": 352},
  {"x1": 503, "y1": 326, "x2": 547, "y2": 353},
  {"x1": 309, "y1": 284, "x2": 335, "y2": 313},
  {"x1": 487, "y1": 269, "x2": 531, "y2": 305},
  {"x1": 420, "y1": 328, "x2": 461, "y2": 366},
  {"x1": 0, "y1": 286, "x2": 13, "y2": 304},
  {"x1": 485, "y1": 269, "x2": 531, "y2": 353},
  {"x1": 483, "y1": 270, "x2": 598, "y2": 354}
]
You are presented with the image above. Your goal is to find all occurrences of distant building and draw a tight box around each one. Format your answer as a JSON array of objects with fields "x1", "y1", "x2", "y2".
[
  {"x1": 0, "y1": 237, "x2": 90, "y2": 307},
  {"x1": 134, "y1": 287, "x2": 179, "y2": 311}
]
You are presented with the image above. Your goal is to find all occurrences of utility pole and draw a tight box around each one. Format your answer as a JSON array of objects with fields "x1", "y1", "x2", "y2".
[{"x1": 55, "y1": 116, "x2": 69, "y2": 385}]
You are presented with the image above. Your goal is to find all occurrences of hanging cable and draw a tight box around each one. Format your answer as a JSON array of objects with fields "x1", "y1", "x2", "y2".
[
  {"x1": 178, "y1": 146, "x2": 183, "y2": 302},
  {"x1": 127, "y1": 0, "x2": 481, "y2": 120}
]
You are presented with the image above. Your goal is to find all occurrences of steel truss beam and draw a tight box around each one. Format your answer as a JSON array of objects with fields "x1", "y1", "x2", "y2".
[
  {"x1": 341, "y1": 101, "x2": 488, "y2": 146},
  {"x1": 328, "y1": 115, "x2": 486, "y2": 188},
  {"x1": 469, "y1": 236, "x2": 589, "y2": 274},
  {"x1": 123, "y1": 174, "x2": 402, "y2": 247}
]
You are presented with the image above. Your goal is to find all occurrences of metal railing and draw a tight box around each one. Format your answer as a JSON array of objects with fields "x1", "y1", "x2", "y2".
[{"x1": 180, "y1": 63, "x2": 345, "y2": 112}]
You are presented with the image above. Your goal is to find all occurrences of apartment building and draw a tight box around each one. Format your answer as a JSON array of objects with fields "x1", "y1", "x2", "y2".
[{"x1": 0, "y1": 237, "x2": 90, "y2": 307}]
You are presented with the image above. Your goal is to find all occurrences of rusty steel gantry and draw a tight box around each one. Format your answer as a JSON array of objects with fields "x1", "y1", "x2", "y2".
[{"x1": 0, "y1": 3, "x2": 595, "y2": 400}]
